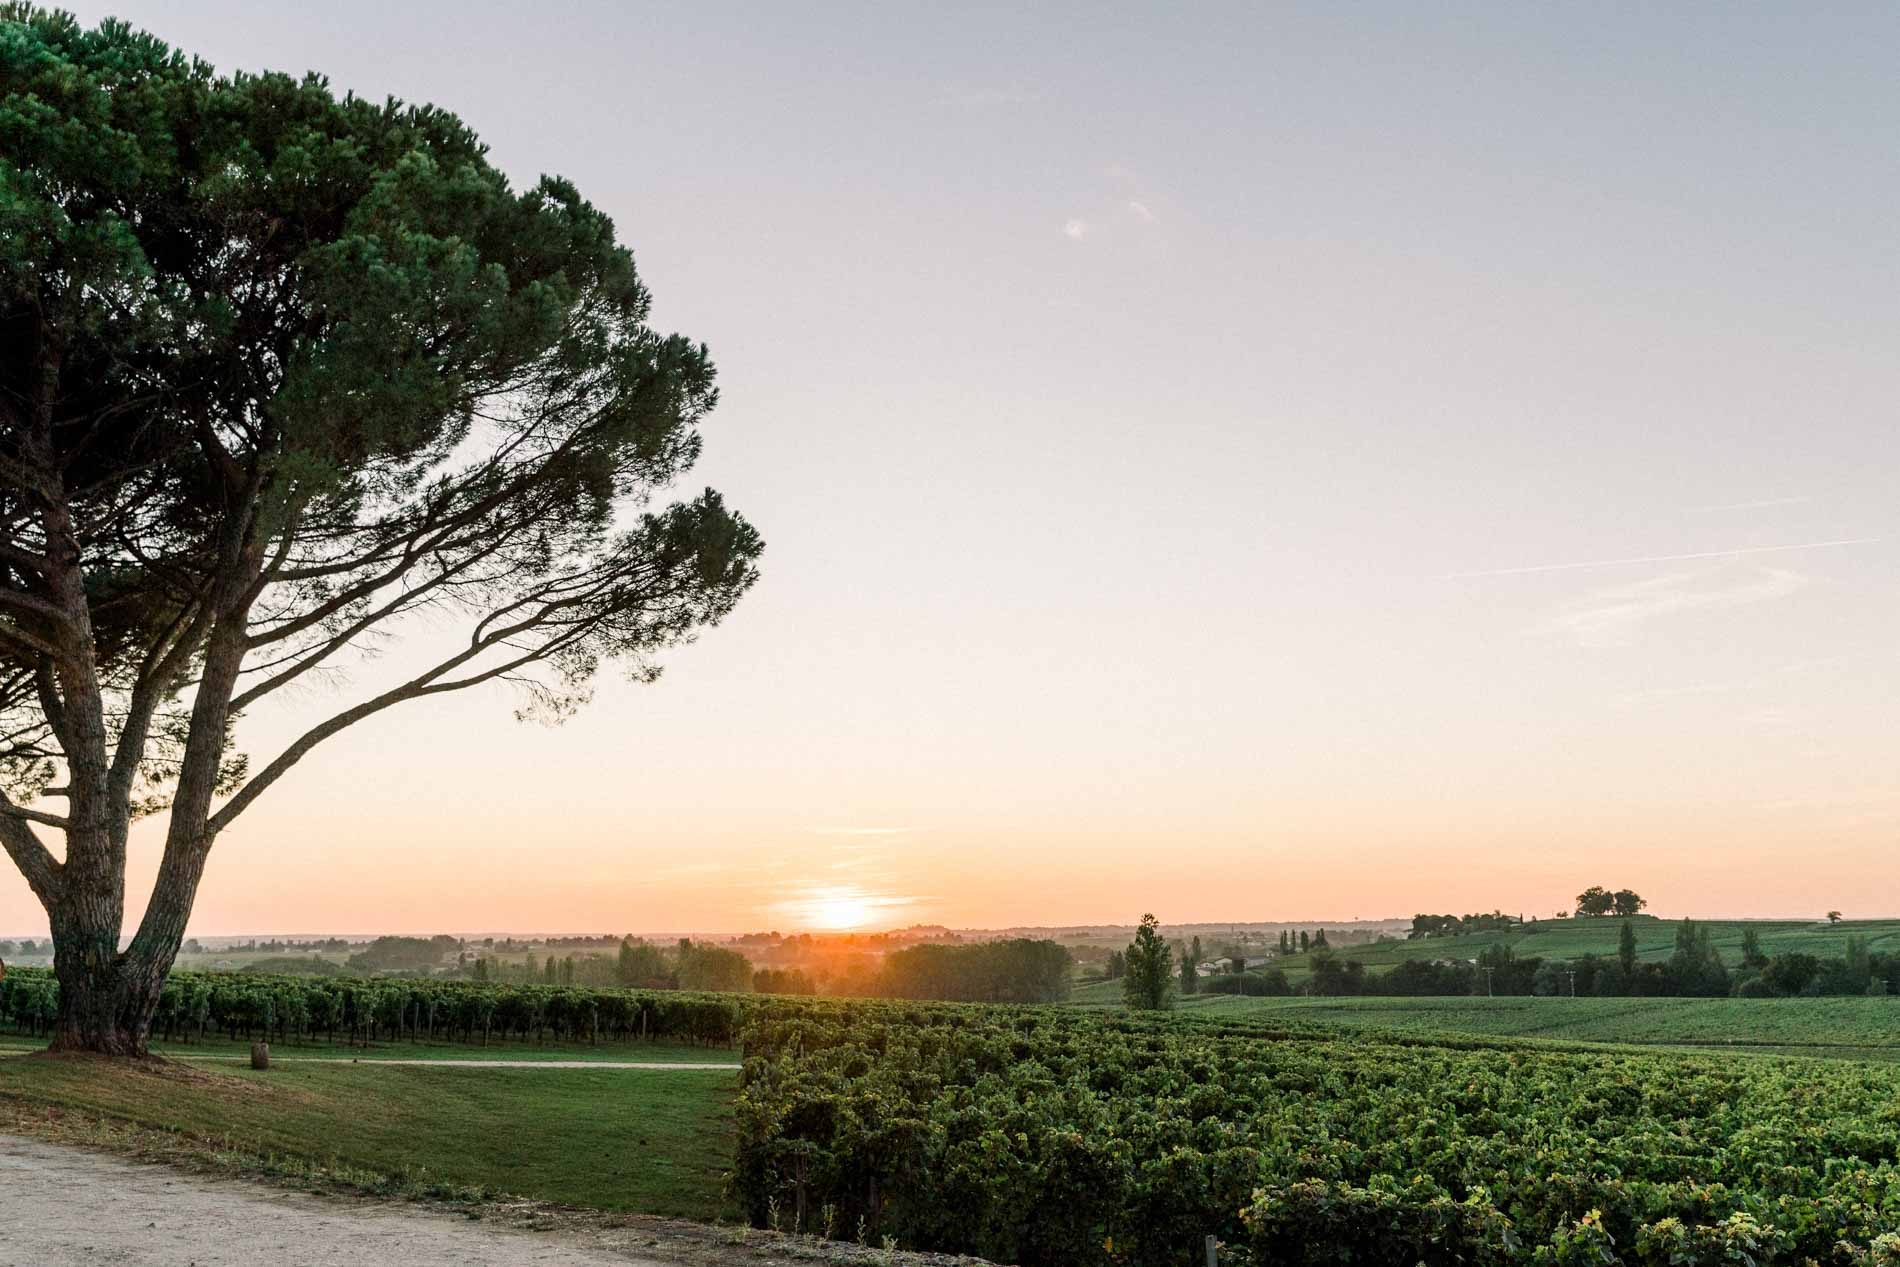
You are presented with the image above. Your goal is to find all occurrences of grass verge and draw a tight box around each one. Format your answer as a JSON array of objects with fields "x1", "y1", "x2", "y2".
[{"x1": 0, "y1": 1052, "x2": 736, "y2": 1219}]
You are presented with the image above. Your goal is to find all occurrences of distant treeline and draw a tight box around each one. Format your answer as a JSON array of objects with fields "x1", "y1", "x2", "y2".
[
  {"x1": 467, "y1": 935, "x2": 1073, "y2": 1005},
  {"x1": 747, "y1": 939, "x2": 1073, "y2": 1004},
  {"x1": 470, "y1": 938, "x2": 753, "y2": 993},
  {"x1": 348, "y1": 934, "x2": 463, "y2": 973},
  {"x1": 1406, "y1": 911, "x2": 1519, "y2": 940},
  {"x1": 1296, "y1": 920, "x2": 1899, "y2": 999},
  {"x1": 869, "y1": 939, "x2": 1073, "y2": 1004}
]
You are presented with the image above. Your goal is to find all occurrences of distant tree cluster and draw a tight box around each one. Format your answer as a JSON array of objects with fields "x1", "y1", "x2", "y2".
[
  {"x1": 1202, "y1": 967, "x2": 1291, "y2": 997},
  {"x1": 676, "y1": 941, "x2": 755, "y2": 993},
  {"x1": 1408, "y1": 911, "x2": 1519, "y2": 940},
  {"x1": 1275, "y1": 929, "x2": 1330, "y2": 955},
  {"x1": 1575, "y1": 887, "x2": 1646, "y2": 917},
  {"x1": 1290, "y1": 918, "x2": 1897, "y2": 1001},
  {"x1": 346, "y1": 935, "x2": 463, "y2": 973},
  {"x1": 871, "y1": 940, "x2": 1074, "y2": 1004}
]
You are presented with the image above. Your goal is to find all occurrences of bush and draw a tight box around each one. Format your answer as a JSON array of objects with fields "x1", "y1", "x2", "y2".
[{"x1": 1203, "y1": 967, "x2": 1291, "y2": 996}]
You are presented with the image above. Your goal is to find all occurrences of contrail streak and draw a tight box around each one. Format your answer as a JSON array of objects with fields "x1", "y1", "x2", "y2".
[{"x1": 1440, "y1": 537, "x2": 1879, "y2": 580}]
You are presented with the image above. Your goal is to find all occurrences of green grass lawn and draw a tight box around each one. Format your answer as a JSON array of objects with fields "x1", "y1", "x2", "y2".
[{"x1": 0, "y1": 1054, "x2": 737, "y2": 1219}]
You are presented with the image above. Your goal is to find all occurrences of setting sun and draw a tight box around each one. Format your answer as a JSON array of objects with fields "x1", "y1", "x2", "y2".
[
  {"x1": 807, "y1": 891, "x2": 874, "y2": 930},
  {"x1": 770, "y1": 884, "x2": 919, "y2": 932}
]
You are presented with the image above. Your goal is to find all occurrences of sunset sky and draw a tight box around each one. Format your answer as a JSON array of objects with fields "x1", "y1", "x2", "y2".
[{"x1": 7, "y1": 3, "x2": 1899, "y2": 935}]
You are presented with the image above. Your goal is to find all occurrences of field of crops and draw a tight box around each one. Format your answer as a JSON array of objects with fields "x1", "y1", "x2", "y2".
[
  {"x1": 1068, "y1": 992, "x2": 1900, "y2": 1053},
  {"x1": 0, "y1": 966, "x2": 745, "y2": 1049},
  {"x1": 734, "y1": 999, "x2": 1900, "y2": 1267}
]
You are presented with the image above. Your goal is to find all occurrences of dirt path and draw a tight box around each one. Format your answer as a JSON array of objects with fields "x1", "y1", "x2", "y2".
[{"x1": 0, "y1": 1134, "x2": 673, "y2": 1266}]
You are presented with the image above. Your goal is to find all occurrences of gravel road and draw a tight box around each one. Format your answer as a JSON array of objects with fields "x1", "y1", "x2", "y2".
[{"x1": 0, "y1": 1134, "x2": 677, "y2": 1266}]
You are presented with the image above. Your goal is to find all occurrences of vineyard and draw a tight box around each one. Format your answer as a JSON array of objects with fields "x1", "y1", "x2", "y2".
[
  {"x1": 732, "y1": 1000, "x2": 1900, "y2": 1267},
  {"x1": 14, "y1": 967, "x2": 1900, "y2": 1267},
  {"x1": 1124, "y1": 993, "x2": 1900, "y2": 1053},
  {"x1": 0, "y1": 967, "x2": 745, "y2": 1050}
]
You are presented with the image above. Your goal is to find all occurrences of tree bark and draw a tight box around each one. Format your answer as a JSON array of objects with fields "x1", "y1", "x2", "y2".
[{"x1": 48, "y1": 913, "x2": 166, "y2": 1057}]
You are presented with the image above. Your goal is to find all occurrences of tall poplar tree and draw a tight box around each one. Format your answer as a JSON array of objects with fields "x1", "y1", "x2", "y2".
[{"x1": 1122, "y1": 913, "x2": 1174, "y2": 1011}]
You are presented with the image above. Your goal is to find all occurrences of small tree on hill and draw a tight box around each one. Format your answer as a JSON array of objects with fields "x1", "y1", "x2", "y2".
[
  {"x1": 1122, "y1": 914, "x2": 1174, "y2": 1011},
  {"x1": 1828, "y1": 910, "x2": 1844, "y2": 924},
  {"x1": 1575, "y1": 887, "x2": 1613, "y2": 917},
  {"x1": 1611, "y1": 890, "x2": 1646, "y2": 917}
]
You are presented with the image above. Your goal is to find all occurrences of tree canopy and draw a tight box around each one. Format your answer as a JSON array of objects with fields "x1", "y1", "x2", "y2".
[
  {"x1": 0, "y1": 8, "x2": 761, "y2": 1051},
  {"x1": 1122, "y1": 913, "x2": 1173, "y2": 1011}
]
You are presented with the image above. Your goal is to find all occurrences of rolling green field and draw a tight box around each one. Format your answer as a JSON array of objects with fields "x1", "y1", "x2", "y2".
[
  {"x1": 0, "y1": 1055, "x2": 736, "y2": 1219},
  {"x1": 1288, "y1": 914, "x2": 1900, "y2": 976},
  {"x1": 1111, "y1": 915, "x2": 1900, "y2": 986},
  {"x1": 1076, "y1": 991, "x2": 1900, "y2": 1053}
]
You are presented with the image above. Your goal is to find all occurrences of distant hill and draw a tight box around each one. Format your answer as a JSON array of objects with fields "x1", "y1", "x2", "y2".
[{"x1": 1265, "y1": 915, "x2": 1900, "y2": 980}]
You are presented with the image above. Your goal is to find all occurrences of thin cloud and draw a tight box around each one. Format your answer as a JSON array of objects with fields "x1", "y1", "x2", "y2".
[
  {"x1": 1686, "y1": 495, "x2": 1812, "y2": 513},
  {"x1": 1544, "y1": 566, "x2": 1807, "y2": 648},
  {"x1": 936, "y1": 84, "x2": 1042, "y2": 108},
  {"x1": 1126, "y1": 200, "x2": 1156, "y2": 224},
  {"x1": 1610, "y1": 678, "x2": 1753, "y2": 708},
  {"x1": 1062, "y1": 219, "x2": 1090, "y2": 241},
  {"x1": 766, "y1": 884, "x2": 930, "y2": 931},
  {"x1": 1442, "y1": 537, "x2": 1876, "y2": 580},
  {"x1": 807, "y1": 826, "x2": 913, "y2": 837}
]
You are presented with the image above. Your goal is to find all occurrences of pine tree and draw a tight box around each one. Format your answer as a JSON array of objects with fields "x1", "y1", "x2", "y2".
[
  {"x1": 1299, "y1": 930, "x2": 1310, "y2": 953},
  {"x1": 1180, "y1": 952, "x2": 1199, "y2": 996},
  {"x1": 1618, "y1": 920, "x2": 1638, "y2": 980},
  {"x1": 0, "y1": 10, "x2": 761, "y2": 1055}
]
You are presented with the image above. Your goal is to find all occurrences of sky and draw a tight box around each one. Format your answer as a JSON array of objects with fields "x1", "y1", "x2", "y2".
[{"x1": 7, "y1": 2, "x2": 1900, "y2": 935}]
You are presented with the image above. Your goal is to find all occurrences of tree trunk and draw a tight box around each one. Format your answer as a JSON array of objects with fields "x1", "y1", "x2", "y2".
[
  {"x1": 48, "y1": 842, "x2": 199, "y2": 1057},
  {"x1": 49, "y1": 933, "x2": 167, "y2": 1057}
]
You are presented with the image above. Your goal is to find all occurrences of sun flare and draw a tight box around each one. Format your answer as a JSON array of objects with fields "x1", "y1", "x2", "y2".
[
  {"x1": 772, "y1": 884, "x2": 916, "y2": 932},
  {"x1": 807, "y1": 892, "x2": 875, "y2": 930}
]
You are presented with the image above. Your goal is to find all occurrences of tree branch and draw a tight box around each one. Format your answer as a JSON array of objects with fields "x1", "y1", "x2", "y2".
[{"x1": 0, "y1": 790, "x2": 60, "y2": 908}]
